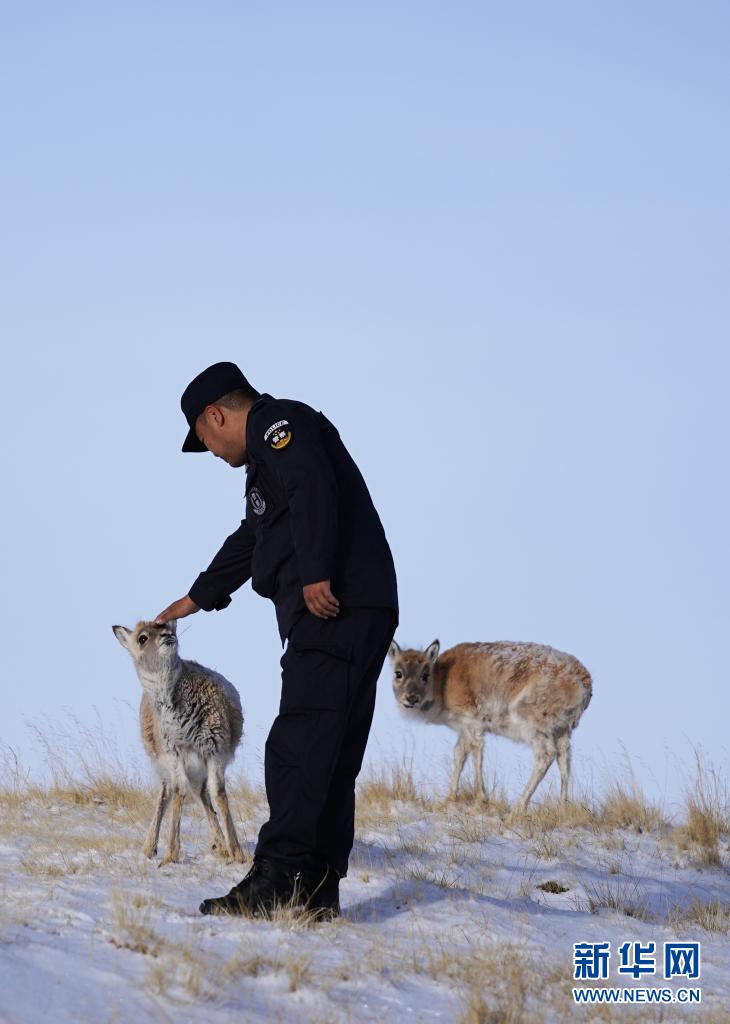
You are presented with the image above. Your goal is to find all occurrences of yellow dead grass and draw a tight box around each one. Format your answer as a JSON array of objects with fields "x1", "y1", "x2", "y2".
[{"x1": 674, "y1": 750, "x2": 728, "y2": 868}]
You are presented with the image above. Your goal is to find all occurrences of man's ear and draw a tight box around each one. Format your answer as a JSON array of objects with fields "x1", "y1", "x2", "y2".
[
  {"x1": 112, "y1": 625, "x2": 132, "y2": 650},
  {"x1": 388, "y1": 639, "x2": 401, "y2": 661},
  {"x1": 204, "y1": 404, "x2": 225, "y2": 429},
  {"x1": 425, "y1": 639, "x2": 440, "y2": 663}
]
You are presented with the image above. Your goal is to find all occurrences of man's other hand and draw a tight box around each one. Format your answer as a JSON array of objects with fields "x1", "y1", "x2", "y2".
[
  {"x1": 303, "y1": 580, "x2": 340, "y2": 619},
  {"x1": 154, "y1": 595, "x2": 200, "y2": 625}
]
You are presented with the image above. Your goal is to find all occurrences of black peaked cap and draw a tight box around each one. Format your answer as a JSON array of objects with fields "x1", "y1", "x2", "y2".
[{"x1": 180, "y1": 361, "x2": 254, "y2": 452}]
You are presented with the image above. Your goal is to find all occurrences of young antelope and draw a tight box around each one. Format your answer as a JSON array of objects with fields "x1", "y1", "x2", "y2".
[
  {"x1": 112, "y1": 619, "x2": 245, "y2": 864},
  {"x1": 389, "y1": 639, "x2": 592, "y2": 812}
]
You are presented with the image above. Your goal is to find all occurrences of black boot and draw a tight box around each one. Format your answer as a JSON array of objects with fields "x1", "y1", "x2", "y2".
[
  {"x1": 298, "y1": 863, "x2": 341, "y2": 921},
  {"x1": 198, "y1": 856, "x2": 302, "y2": 917}
]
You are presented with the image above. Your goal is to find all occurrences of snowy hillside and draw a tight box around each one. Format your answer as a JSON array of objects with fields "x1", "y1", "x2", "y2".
[{"x1": 0, "y1": 759, "x2": 729, "y2": 1024}]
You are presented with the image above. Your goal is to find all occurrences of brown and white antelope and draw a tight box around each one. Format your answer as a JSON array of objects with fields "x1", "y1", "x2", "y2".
[
  {"x1": 113, "y1": 619, "x2": 245, "y2": 864},
  {"x1": 389, "y1": 639, "x2": 592, "y2": 812}
]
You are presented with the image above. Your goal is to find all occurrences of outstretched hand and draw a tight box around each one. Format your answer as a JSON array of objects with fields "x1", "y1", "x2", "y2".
[
  {"x1": 154, "y1": 595, "x2": 200, "y2": 625},
  {"x1": 303, "y1": 580, "x2": 340, "y2": 619}
]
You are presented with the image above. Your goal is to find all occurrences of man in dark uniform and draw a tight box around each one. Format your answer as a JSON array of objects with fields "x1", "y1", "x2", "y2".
[{"x1": 154, "y1": 361, "x2": 398, "y2": 920}]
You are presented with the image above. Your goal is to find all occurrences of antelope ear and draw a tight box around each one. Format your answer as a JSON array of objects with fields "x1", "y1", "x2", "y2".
[
  {"x1": 112, "y1": 625, "x2": 132, "y2": 650},
  {"x1": 425, "y1": 639, "x2": 440, "y2": 663},
  {"x1": 388, "y1": 639, "x2": 401, "y2": 661}
]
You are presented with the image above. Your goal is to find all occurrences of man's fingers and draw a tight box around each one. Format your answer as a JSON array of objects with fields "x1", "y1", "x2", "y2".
[
  {"x1": 319, "y1": 584, "x2": 339, "y2": 613},
  {"x1": 316, "y1": 592, "x2": 338, "y2": 613},
  {"x1": 156, "y1": 602, "x2": 179, "y2": 623},
  {"x1": 153, "y1": 596, "x2": 199, "y2": 626},
  {"x1": 313, "y1": 597, "x2": 339, "y2": 618},
  {"x1": 303, "y1": 581, "x2": 340, "y2": 619},
  {"x1": 306, "y1": 596, "x2": 336, "y2": 619}
]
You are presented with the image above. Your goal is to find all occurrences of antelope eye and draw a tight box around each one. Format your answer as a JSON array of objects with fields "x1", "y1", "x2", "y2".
[
  {"x1": 394, "y1": 670, "x2": 403, "y2": 680},
  {"x1": 421, "y1": 670, "x2": 430, "y2": 681},
  {"x1": 138, "y1": 634, "x2": 148, "y2": 646}
]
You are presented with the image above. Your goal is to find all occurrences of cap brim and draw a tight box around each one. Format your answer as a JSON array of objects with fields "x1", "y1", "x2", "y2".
[{"x1": 182, "y1": 424, "x2": 207, "y2": 453}]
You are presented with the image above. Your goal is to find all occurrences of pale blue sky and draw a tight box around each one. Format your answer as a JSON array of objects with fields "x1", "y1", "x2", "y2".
[{"x1": 1, "y1": 2, "x2": 728, "y2": 809}]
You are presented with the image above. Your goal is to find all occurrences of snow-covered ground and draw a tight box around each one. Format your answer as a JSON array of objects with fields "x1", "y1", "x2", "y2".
[{"x1": 0, "y1": 780, "x2": 728, "y2": 1023}]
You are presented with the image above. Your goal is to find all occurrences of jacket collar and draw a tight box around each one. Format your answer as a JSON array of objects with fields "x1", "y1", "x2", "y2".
[{"x1": 245, "y1": 393, "x2": 273, "y2": 470}]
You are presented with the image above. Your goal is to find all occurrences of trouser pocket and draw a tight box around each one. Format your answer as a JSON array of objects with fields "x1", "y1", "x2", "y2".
[{"x1": 279, "y1": 641, "x2": 352, "y2": 713}]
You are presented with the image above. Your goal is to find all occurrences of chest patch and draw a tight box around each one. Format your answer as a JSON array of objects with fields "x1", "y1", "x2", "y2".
[
  {"x1": 248, "y1": 487, "x2": 267, "y2": 515},
  {"x1": 264, "y1": 419, "x2": 293, "y2": 450}
]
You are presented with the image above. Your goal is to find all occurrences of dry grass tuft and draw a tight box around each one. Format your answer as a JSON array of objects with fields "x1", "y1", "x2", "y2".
[
  {"x1": 145, "y1": 938, "x2": 217, "y2": 999},
  {"x1": 357, "y1": 754, "x2": 432, "y2": 808},
  {"x1": 520, "y1": 799, "x2": 599, "y2": 832},
  {"x1": 447, "y1": 787, "x2": 510, "y2": 818},
  {"x1": 213, "y1": 937, "x2": 313, "y2": 993},
  {"x1": 405, "y1": 863, "x2": 463, "y2": 890},
  {"x1": 583, "y1": 876, "x2": 651, "y2": 921},
  {"x1": 683, "y1": 808, "x2": 722, "y2": 867},
  {"x1": 19, "y1": 848, "x2": 102, "y2": 878},
  {"x1": 675, "y1": 751, "x2": 728, "y2": 868},
  {"x1": 0, "y1": 745, "x2": 30, "y2": 811},
  {"x1": 355, "y1": 755, "x2": 436, "y2": 833},
  {"x1": 226, "y1": 770, "x2": 266, "y2": 817},
  {"x1": 668, "y1": 898, "x2": 730, "y2": 934},
  {"x1": 530, "y1": 833, "x2": 562, "y2": 860},
  {"x1": 109, "y1": 891, "x2": 165, "y2": 957},
  {"x1": 598, "y1": 778, "x2": 666, "y2": 834},
  {"x1": 447, "y1": 811, "x2": 500, "y2": 845},
  {"x1": 452, "y1": 943, "x2": 536, "y2": 1023}
]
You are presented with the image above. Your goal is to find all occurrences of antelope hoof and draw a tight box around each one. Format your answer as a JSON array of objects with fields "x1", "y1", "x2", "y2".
[{"x1": 142, "y1": 844, "x2": 157, "y2": 859}]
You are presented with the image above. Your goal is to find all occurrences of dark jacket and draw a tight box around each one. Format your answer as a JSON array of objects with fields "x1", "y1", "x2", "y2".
[{"x1": 188, "y1": 393, "x2": 398, "y2": 642}]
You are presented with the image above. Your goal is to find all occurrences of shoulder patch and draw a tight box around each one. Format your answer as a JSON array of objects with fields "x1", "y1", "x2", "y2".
[{"x1": 264, "y1": 419, "x2": 293, "y2": 450}]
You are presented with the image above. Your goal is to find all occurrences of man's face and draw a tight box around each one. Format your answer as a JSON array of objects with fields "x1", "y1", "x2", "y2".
[{"x1": 195, "y1": 405, "x2": 247, "y2": 468}]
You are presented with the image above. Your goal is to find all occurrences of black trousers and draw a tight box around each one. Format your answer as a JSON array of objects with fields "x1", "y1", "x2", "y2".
[{"x1": 254, "y1": 605, "x2": 397, "y2": 877}]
